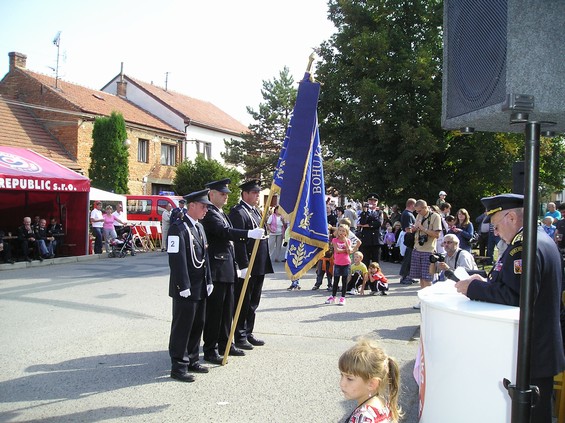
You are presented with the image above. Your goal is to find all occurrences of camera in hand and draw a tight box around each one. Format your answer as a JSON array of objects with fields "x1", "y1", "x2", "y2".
[
  {"x1": 418, "y1": 234, "x2": 428, "y2": 246},
  {"x1": 429, "y1": 253, "x2": 446, "y2": 263}
]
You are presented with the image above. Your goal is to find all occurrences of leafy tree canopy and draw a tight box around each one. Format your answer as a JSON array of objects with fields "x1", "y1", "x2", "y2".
[
  {"x1": 316, "y1": 0, "x2": 565, "y2": 216},
  {"x1": 89, "y1": 111, "x2": 129, "y2": 193},
  {"x1": 173, "y1": 155, "x2": 242, "y2": 212}
]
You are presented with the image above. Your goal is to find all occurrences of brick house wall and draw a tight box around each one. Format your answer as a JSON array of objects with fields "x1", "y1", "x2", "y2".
[{"x1": 0, "y1": 52, "x2": 183, "y2": 194}]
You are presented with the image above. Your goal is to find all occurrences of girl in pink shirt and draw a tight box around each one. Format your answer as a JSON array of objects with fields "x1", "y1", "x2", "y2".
[{"x1": 326, "y1": 225, "x2": 352, "y2": 305}]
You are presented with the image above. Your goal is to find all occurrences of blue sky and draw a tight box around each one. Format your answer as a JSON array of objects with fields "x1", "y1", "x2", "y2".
[{"x1": 0, "y1": 0, "x2": 335, "y2": 125}]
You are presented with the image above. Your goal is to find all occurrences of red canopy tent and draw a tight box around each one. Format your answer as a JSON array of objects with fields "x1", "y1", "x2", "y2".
[{"x1": 0, "y1": 147, "x2": 90, "y2": 256}]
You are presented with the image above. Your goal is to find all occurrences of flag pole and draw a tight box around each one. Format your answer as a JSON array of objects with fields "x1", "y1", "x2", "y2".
[
  {"x1": 222, "y1": 187, "x2": 277, "y2": 365},
  {"x1": 222, "y1": 53, "x2": 318, "y2": 365}
]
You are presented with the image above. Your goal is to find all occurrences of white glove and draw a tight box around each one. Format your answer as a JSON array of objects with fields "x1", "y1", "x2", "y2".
[
  {"x1": 239, "y1": 267, "x2": 248, "y2": 279},
  {"x1": 237, "y1": 268, "x2": 242, "y2": 278},
  {"x1": 207, "y1": 284, "x2": 214, "y2": 296},
  {"x1": 179, "y1": 288, "x2": 191, "y2": 298},
  {"x1": 248, "y1": 228, "x2": 265, "y2": 239}
]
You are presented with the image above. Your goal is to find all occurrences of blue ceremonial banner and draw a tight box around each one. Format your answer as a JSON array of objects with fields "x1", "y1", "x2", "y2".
[{"x1": 272, "y1": 73, "x2": 328, "y2": 279}]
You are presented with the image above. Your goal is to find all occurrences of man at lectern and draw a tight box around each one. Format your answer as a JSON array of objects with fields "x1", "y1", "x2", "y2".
[{"x1": 455, "y1": 193, "x2": 565, "y2": 423}]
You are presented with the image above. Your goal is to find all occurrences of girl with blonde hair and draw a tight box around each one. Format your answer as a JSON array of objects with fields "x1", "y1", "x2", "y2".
[{"x1": 339, "y1": 339, "x2": 402, "y2": 423}]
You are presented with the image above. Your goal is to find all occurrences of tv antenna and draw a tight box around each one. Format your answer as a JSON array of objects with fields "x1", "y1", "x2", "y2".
[{"x1": 52, "y1": 31, "x2": 61, "y2": 88}]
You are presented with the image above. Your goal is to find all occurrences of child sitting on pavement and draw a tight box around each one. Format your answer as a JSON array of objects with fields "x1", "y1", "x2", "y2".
[
  {"x1": 347, "y1": 251, "x2": 368, "y2": 295},
  {"x1": 363, "y1": 262, "x2": 389, "y2": 296}
]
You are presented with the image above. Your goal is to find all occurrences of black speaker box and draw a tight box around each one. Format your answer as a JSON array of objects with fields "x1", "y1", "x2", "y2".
[{"x1": 442, "y1": 0, "x2": 565, "y2": 133}]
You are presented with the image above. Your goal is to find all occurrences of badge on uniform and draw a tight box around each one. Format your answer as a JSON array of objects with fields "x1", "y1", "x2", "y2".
[
  {"x1": 513, "y1": 259, "x2": 522, "y2": 274},
  {"x1": 168, "y1": 235, "x2": 180, "y2": 253}
]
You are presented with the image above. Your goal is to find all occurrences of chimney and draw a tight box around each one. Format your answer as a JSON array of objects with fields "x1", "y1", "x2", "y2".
[
  {"x1": 8, "y1": 52, "x2": 27, "y2": 71},
  {"x1": 116, "y1": 62, "x2": 127, "y2": 97}
]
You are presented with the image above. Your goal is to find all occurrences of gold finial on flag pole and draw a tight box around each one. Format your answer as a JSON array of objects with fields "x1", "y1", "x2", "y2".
[{"x1": 306, "y1": 52, "x2": 316, "y2": 74}]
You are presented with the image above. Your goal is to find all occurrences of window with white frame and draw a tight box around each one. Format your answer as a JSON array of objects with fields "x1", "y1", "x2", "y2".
[
  {"x1": 138, "y1": 139, "x2": 148, "y2": 163},
  {"x1": 195, "y1": 141, "x2": 212, "y2": 160},
  {"x1": 161, "y1": 144, "x2": 176, "y2": 166}
]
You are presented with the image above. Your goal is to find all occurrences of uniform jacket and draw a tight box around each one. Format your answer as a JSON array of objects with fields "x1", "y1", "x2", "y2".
[
  {"x1": 229, "y1": 201, "x2": 273, "y2": 276},
  {"x1": 358, "y1": 209, "x2": 384, "y2": 246},
  {"x1": 168, "y1": 216, "x2": 212, "y2": 301},
  {"x1": 467, "y1": 226, "x2": 565, "y2": 378},
  {"x1": 201, "y1": 204, "x2": 249, "y2": 283}
]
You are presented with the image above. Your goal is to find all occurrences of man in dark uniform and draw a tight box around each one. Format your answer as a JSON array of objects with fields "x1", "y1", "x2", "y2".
[
  {"x1": 167, "y1": 189, "x2": 213, "y2": 382},
  {"x1": 170, "y1": 199, "x2": 187, "y2": 223},
  {"x1": 456, "y1": 193, "x2": 565, "y2": 423},
  {"x1": 229, "y1": 179, "x2": 273, "y2": 350},
  {"x1": 201, "y1": 179, "x2": 265, "y2": 364},
  {"x1": 357, "y1": 193, "x2": 384, "y2": 266}
]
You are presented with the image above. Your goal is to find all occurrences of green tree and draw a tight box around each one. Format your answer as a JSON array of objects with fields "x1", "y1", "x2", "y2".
[
  {"x1": 316, "y1": 0, "x2": 565, "y2": 216},
  {"x1": 173, "y1": 155, "x2": 242, "y2": 212},
  {"x1": 89, "y1": 112, "x2": 129, "y2": 193},
  {"x1": 223, "y1": 67, "x2": 296, "y2": 180}
]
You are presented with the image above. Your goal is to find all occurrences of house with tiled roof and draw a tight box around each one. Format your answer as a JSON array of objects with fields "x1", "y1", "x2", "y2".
[
  {"x1": 102, "y1": 71, "x2": 249, "y2": 164},
  {"x1": 0, "y1": 52, "x2": 185, "y2": 194},
  {"x1": 0, "y1": 96, "x2": 80, "y2": 172}
]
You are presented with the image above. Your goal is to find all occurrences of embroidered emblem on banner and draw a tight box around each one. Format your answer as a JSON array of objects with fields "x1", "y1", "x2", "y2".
[
  {"x1": 0, "y1": 152, "x2": 42, "y2": 173},
  {"x1": 513, "y1": 259, "x2": 522, "y2": 274}
]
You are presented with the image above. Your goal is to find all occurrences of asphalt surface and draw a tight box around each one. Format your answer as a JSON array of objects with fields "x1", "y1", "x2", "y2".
[{"x1": 0, "y1": 252, "x2": 422, "y2": 423}]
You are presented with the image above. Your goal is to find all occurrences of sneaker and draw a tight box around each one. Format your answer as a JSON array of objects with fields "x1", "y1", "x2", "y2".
[
  {"x1": 326, "y1": 286, "x2": 333, "y2": 291},
  {"x1": 349, "y1": 288, "x2": 357, "y2": 295},
  {"x1": 312, "y1": 285, "x2": 320, "y2": 290},
  {"x1": 370, "y1": 290, "x2": 377, "y2": 296},
  {"x1": 338, "y1": 297, "x2": 346, "y2": 306},
  {"x1": 413, "y1": 303, "x2": 421, "y2": 310},
  {"x1": 296, "y1": 285, "x2": 301, "y2": 290},
  {"x1": 399, "y1": 277, "x2": 412, "y2": 285},
  {"x1": 381, "y1": 291, "x2": 388, "y2": 296},
  {"x1": 325, "y1": 296, "x2": 335, "y2": 304}
]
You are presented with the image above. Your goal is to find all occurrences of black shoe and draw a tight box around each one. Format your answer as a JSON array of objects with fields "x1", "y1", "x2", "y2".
[
  {"x1": 203, "y1": 352, "x2": 223, "y2": 365},
  {"x1": 227, "y1": 346, "x2": 246, "y2": 356},
  {"x1": 170, "y1": 371, "x2": 195, "y2": 383},
  {"x1": 38, "y1": 256, "x2": 44, "y2": 262},
  {"x1": 235, "y1": 340, "x2": 254, "y2": 350},
  {"x1": 247, "y1": 334, "x2": 265, "y2": 346},
  {"x1": 312, "y1": 285, "x2": 320, "y2": 290},
  {"x1": 25, "y1": 257, "x2": 32, "y2": 263},
  {"x1": 187, "y1": 362, "x2": 209, "y2": 373},
  {"x1": 8, "y1": 259, "x2": 15, "y2": 264}
]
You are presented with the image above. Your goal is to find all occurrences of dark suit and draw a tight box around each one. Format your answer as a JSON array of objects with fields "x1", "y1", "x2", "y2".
[
  {"x1": 467, "y1": 226, "x2": 565, "y2": 423},
  {"x1": 229, "y1": 201, "x2": 273, "y2": 343},
  {"x1": 17, "y1": 224, "x2": 38, "y2": 260},
  {"x1": 358, "y1": 208, "x2": 384, "y2": 265},
  {"x1": 201, "y1": 204, "x2": 249, "y2": 354},
  {"x1": 167, "y1": 216, "x2": 212, "y2": 370}
]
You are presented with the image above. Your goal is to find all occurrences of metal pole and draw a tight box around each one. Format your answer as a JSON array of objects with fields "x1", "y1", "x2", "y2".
[
  {"x1": 222, "y1": 187, "x2": 275, "y2": 365},
  {"x1": 508, "y1": 122, "x2": 540, "y2": 423}
]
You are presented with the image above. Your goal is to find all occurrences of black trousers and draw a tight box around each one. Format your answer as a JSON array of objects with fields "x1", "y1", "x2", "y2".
[
  {"x1": 360, "y1": 244, "x2": 381, "y2": 266},
  {"x1": 400, "y1": 247, "x2": 413, "y2": 277},
  {"x1": 169, "y1": 297, "x2": 206, "y2": 366},
  {"x1": 234, "y1": 274, "x2": 264, "y2": 343},
  {"x1": 203, "y1": 282, "x2": 234, "y2": 354},
  {"x1": 530, "y1": 376, "x2": 553, "y2": 423}
]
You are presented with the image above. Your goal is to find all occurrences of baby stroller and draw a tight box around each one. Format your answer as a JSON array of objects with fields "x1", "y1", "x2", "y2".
[{"x1": 108, "y1": 225, "x2": 135, "y2": 258}]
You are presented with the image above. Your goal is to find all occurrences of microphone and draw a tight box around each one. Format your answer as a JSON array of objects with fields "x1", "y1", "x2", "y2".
[{"x1": 444, "y1": 269, "x2": 460, "y2": 282}]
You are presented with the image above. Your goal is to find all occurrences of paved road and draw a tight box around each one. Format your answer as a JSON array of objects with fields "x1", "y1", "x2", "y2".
[{"x1": 0, "y1": 253, "x2": 422, "y2": 422}]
